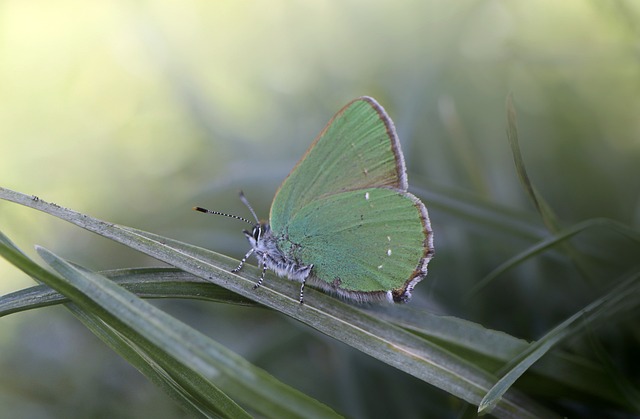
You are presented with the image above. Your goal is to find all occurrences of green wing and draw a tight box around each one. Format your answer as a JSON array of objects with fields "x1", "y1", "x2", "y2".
[
  {"x1": 270, "y1": 97, "x2": 408, "y2": 233},
  {"x1": 278, "y1": 188, "x2": 433, "y2": 298}
]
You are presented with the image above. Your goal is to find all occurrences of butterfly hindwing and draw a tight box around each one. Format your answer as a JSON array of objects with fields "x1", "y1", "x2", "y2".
[{"x1": 277, "y1": 188, "x2": 432, "y2": 301}]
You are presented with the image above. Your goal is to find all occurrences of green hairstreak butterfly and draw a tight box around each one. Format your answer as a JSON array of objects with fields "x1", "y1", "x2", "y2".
[{"x1": 195, "y1": 96, "x2": 433, "y2": 304}]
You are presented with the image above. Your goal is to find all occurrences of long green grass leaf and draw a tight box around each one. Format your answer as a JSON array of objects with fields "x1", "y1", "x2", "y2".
[
  {"x1": 0, "y1": 232, "x2": 243, "y2": 418},
  {"x1": 506, "y1": 95, "x2": 560, "y2": 232},
  {"x1": 478, "y1": 267, "x2": 640, "y2": 415},
  {"x1": 0, "y1": 267, "x2": 255, "y2": 317},
  {"x1": 505, "y1": 95, "x2": 598, "y2": 284},
  {"x1": 3, "y1": 264, "x2": 631, "y2": 410},
  {"x1": 0, "y1": 231, "x2": 341, "y2": 418},
  {"x1": 0, "y1": 186, "x2": 556, "y2": 417},
  {"x1": 468, "y1": 217, "x2": 640, "y2": 297}
]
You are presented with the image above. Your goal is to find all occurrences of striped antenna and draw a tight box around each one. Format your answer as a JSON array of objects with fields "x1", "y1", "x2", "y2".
[
  {"x1": 193, "y1": 191, "x2": 260, "y2": 225},
  {"x1": 192, "y1": 206, "x2": 254, "y2": 225}
]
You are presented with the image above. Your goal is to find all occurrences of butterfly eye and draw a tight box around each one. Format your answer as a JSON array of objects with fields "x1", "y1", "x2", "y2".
[{"x1": 252, "y1": 226, "x2": 261, "y2": 241}]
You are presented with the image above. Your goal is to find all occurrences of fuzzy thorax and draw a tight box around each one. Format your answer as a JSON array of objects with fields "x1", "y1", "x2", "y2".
[{"x1": 244, "y1": 223, "x2": 313, "y2": 282}]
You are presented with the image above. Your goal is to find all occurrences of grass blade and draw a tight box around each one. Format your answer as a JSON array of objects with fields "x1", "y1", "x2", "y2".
[
  {"x1": 478, "y1": 267, "x2": 640, "y2": 415},
  {"x1": 0, "y1": 187, "x2": 556, "y2": 417},
  {"x1": 0, "y1": 231, "x2": 341, "y2": 418},
  {"x1": 0, "y1": 233, "x2": 244, "y2": 417},
  {"x1": 3, "y1": 264, "x2": 630, "y2": 410},
  {"x1": 505, "y1": 95, "x2": 599, "y2": 284},
  {"x1": 506, "y1": 95, "x2": 560, "y2": 232},
  {"x1": 468, "y1": 217, "x2": 640, "y2": 297},
  {"x1": 0, "y1": 267, "x2": 256, "y2": 317}
]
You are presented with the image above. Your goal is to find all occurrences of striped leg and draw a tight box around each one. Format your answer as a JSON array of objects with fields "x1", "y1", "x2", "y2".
[
  {"x1": 232, "y1": 248, "x2": 254, "y2": 273},
  {"x1": 298, "y1": 265, "x2": 312, "y2": 304},
  {"x1": 253, "y1": 261, "x2": 268, "y2": 290},
  {"x1": 299, "y1": 279, "x2": 305, "y2": 304}
]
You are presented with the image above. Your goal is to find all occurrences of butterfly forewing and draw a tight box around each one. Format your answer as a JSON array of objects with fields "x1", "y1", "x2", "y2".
[{"x1": 269, "y1": 97, "x2": 407, "y2": 233}]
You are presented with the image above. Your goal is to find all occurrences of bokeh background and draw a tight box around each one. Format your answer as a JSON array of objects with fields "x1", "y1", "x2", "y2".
[{"x1": 1, "y1": 1, "x2": 640, "y2": 417}]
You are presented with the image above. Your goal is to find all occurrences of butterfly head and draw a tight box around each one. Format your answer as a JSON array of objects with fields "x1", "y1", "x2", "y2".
[{"x1": 243, "y1": 222, "x2": 270, "y2": 247}]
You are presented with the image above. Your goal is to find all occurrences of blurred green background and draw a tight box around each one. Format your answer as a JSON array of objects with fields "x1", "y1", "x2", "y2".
[{"x1": 1, "y1": 1, "x2": 640, "y2": 417}]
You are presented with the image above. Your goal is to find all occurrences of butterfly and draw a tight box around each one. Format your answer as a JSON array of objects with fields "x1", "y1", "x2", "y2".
[{"x1": 195, "y1": 97, "x2": 433, "y2": 304}]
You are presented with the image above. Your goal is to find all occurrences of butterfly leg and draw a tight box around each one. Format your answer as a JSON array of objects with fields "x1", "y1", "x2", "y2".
[
  {"x1": 232, "y1": 248, "x2": 254, "y2": 273},
  {"x1": 253, "y1": 261, "x2": 268, "y2": 290},
  {"x1": 299, "y1": 279, "x2": 305, "y2": 304},
  {"x1": 298, "y1": 264, "x2": 313, "y2": 304}
]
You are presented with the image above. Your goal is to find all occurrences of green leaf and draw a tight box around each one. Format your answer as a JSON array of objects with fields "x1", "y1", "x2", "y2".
[
  {"x1": 0, "y1": 231, "x2": 341, "y2": 418},
  {"x1": 505, "y1": 95, "x2": 599, "y2": 285},
  {"x1": 0, "y1": 186, "x2": 556, "y2": 417},
  {"x1": 478, "y1": 267, "x2": 640, "y2": 415},
  {"x1": 506, "y1": 95, "x2": 560, "y2": 233},
  {"x1": 3, "y1": 265, "x2": 630, "y2": 410},
  {"x1": 468, "y1": 217, "x2": 640, "y2": 297},
  {"x1": 0, "y1": 267, "x2": 256, "y2": 317},
  {"x1": 377, "y1": 305, "x2": 629, "y2": 405}
]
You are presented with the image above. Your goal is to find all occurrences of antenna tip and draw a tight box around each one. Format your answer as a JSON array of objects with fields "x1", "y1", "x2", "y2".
[{"x1": 193, "y1": 206, "x2": 208, "y2": 213}]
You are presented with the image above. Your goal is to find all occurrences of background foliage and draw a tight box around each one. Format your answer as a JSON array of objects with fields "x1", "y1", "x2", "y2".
[{"x1": 1, "y1": 1, "x2": 639, "y2": 417}]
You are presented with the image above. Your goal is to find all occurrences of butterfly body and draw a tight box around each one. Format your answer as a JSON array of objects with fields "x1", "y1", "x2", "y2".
[{"x1": 241, "y1": 223, "x2": 313, "y2": 288}]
